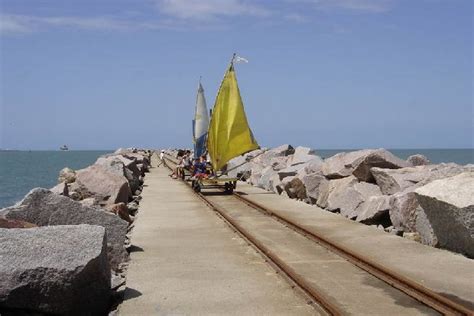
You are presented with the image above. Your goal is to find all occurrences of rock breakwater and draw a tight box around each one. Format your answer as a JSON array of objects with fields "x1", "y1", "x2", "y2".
[
  {"x1": 0, "y1": 148, "x2": 153, "y2": 315},
  {"x1": 226, "y1": 145, "x2": 473, "y2": 258}
]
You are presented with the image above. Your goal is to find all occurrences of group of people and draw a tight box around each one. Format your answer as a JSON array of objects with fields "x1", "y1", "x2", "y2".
[{"x1": 165, "y1": 149, "x2": 210, "y2": 180}]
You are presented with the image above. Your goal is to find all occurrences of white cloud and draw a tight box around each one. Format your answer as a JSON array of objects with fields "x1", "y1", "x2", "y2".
[
  {"x1": 288, "y1": 0, "x2": 393, "y2": 13},
  {"x1": 284, "y1": 13, "x2": 308, "y2": 23},
  {"x1": 0, "y1": 14, "x2": 174, "y2": 35},
  {"x1": 156, "y1": 0, "x2": 271, "y2": 20}
]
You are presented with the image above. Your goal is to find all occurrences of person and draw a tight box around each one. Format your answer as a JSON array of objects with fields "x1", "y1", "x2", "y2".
[
  {"x1": 158, "y1": 150, "x2": 165, "y2": 167},
  {"x1": 193, "y1": 155, "x2": 208, "y2": 179},
  {"x1": 169, "y1": 155, "x2": 184, "y2": 179}
]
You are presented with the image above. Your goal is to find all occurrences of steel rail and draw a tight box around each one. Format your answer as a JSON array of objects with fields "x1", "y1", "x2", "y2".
[
  {"x1": 162, "y1": 154, "x2": 473, "y2": 315},
  {"x1": 162, "y1": 155, "x2": 340, "y2": 314},
  {"x1": 232, "y1": 189, "x2": 472, "y2": 316}
]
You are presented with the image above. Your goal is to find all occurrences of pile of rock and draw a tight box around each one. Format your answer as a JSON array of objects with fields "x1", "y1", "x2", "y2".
[
  {"x1": 0, "y1": 148, "x2": 153, "y2": 315},
  {"x1": 228, "y1": 145, "x2": 473, "y2": 258}
]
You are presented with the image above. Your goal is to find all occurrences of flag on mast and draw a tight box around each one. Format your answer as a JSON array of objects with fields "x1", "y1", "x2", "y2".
[
  {"x1": 193, "y1": 81, "x2": 210, "y2": 158},
  {"x1": 207, "y1": 56, "x2": 259, "y2": 171}
]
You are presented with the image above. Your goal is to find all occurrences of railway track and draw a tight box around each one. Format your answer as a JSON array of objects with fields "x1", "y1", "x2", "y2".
[{"x1": 162, "y1": 154, "x2": 473, "y2": 315}]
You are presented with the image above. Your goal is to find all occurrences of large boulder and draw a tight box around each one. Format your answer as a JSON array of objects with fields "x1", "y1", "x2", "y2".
[
  {"x1": 407, "y1": 154, "x2": 430, "y2": 166},
  {"x1": 322, "y1": 149, "x2": 409, "y2": 182},
  {"x1": 288, "y1": 146, "x2": 321, "y2": 166},
  {"x1": 326, "y1": 179, "x2": 383, "y2": 219},
  {"x1": 58, "y1": 167, "x2": 76, "y2": 184},
  {"x1": 0, "y1": 188, "x2": 129, "y2": 270},
  {"x1": 389, "y1": 187, "x2": 421, "y2": 232},
  {"x1": 106, "y1": 202, "x2": 133, "y2": 224},
  {"x1": 284, "y1": 178, "x2": 307, "y2": 200},
  {"x1": 277, "y1": 163, "x2": 306, "y2": 180},
  {"x1": 75, "y1": 164, "x2": 132, "y2": 205},
  {"x1": 372, "y1": 163, "x2": 469, "y2": 195},
  {"x1": 257, "y1": 166, "x2": 278, "y2": 191},
  {"x1": 356, "y1": 195, "x2": 390, "y2": 224},
  {"x1": 317, "y1": 176, "x2": 358, "y2": 209},
  {"x1": 226, "y1": 155, "x2": 248, "y2": 178},
  {"x1": 269, "y1": 156, "x2": 289, "y2": 171},
  {"x1": 0, "y1": 225, "x2": 110, "y2": 315},
  {"x1": 255, "y1": 144, "x2": 294, "y2": 166},
  {"x1": 415, "y1": 172, "x2": 474, "y2": 257},
  {"x1": 95, "y1": 156, "x2": 141, "y2": 192},
  {"x1": 302, "y1": 173, "x2": 329, "y2": 204},
  {"x1": 389, "y1": 187, "x2": 438, "y2": 246}
]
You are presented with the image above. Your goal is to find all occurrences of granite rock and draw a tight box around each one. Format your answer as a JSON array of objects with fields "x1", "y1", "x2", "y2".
[
  {"x1": 58, "y1": 167, "x2": 76, "y2": 184},
  {"x1": 0, "y1": 188, "x2": 129, "y2": 270},
  {"x1": 322, "y1": 149, "x2": 409, "y2": 182},
  {"x1": 407, "y1": 154, "x2": 430, "y2": 166},
  {"x1": 0, "y1": 225, "x2": 110, "y2": 315},
  {"x1": 415, "y1": 172, "x2": 474, "y2": 257},
  {"x1": 76, "y1": 164, "x2": 132, "y2": 205}
]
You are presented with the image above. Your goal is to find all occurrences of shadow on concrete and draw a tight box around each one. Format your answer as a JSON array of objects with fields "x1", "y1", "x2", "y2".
[
  {"x1": 128, "y1": 245, "x2": 145, "y2": 253},
  {"x1": 123, "y1": 287, "x2": 143, "y2": 301}
]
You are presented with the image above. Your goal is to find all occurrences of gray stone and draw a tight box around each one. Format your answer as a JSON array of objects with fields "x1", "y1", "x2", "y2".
[
  {"x1": 277, "y1": 163, "x2": 306, "y2": 180},
  {"x1": 0, "y1": 225, "x2": 110, "y2": 315},
  {"x1": 356, "y1": 195, "x2": 390, "y2": 224},
  {"x1": 415, "y1": 209, "x2": 438, "y2": 246},
  {"x1": 317, "y1": 176, "x2": 358, "y2": 210},
  {"x1": 302, "y1": 173, "x2": 329, "y2": 204},
  {"x1": 0, "y1": 188, "x2": 129, "y2": 270},
  {"x1": 76, "y1": 164, "x2": 132, "y2": 205},
  {"x1": 415, "y1": 172, "x2": 474, "y2": 258},
  {"x1": 248, "y1": 171, "x2": 262, "y2": 186},
  {"x1": 275, "y1": 176, "x2": 295, "y2": 195},
  {"x1": 322, "y1": 149, "x2": 409, "y2": 182},
  {"x1": 257, "y1": 166, "x2": 278, "y2": 191},
  {"x1": 50, "y1": 182, "x2": 68, "y2": 196},
  {"x1": 269, "y1": 156, "x2": 289, "y2": 171},
  {"x1": 79, "y1": 197, "x2": 97, "y2": 207},
  {"x1": 255, "y1": 144, "x2": 294, "y2": 166},
  {"x1": 226, "y1": 155, "x2": 248, "y2": 178},
  {"x1": 96, "y1": 156, "x2": 141, "y2": 192},
  {"x1": 389, "y1": 187, "x2": 421, "y2": 232},
  {"x1": 284, "y1": 178, "x2": 307, "y2": 200},
  {"x1": 289, "y1": 146, "x2": 321, "y2": 166},
  {"x1": 304, "y1": 158, "x2": 324, "y2": 175},
  {"x1": 372, "y1": 163, "x2": 471, "y2": 195},
  {"x1": 407, "y1": 154, "x2": 430, "y2": 166},
  {"x1": 58, "y1": 167, "x2": 76, "y2": 184},
  {"x1": 268, "y1": 173, "x2": 282, "y2": 193},
  {"x1": 326, "y1": 180, "x2": 382, "y2": 219}
]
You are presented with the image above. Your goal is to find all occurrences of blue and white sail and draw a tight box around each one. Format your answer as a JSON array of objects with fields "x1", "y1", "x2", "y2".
[{"x1": 193, "y1": 81, "x2": 210, "y2": 158}]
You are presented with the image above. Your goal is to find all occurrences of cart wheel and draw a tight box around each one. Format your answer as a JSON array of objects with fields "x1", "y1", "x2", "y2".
[
  {"x1": 224, "y1": 182, "x2": 234, "y2": 194},
  {"x1": 193, "y1": 181, "x2": 201, "y2": 193}
]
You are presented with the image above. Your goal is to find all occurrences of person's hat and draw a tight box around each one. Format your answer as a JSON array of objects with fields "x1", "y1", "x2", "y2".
[{"x1": 161, "y1": 150, "x2": 164, "y2": 152}]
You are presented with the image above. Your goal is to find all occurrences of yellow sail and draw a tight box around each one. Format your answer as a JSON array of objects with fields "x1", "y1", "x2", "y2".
[{"x1": 207, "y1": 61, "x2": 259, "y2": 172}]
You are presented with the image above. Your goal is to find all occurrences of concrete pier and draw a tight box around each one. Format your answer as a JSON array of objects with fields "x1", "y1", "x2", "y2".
[{"x1": 118, "y1": 160, "x2": 316, "y2": 315}]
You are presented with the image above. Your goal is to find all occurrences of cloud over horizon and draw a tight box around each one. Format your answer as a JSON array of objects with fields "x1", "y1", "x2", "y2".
[{"x1": 0, "y1": 0, "x2": 395, "y2": 35}]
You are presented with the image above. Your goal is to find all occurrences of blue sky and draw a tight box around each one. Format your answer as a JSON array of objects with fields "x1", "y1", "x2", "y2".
[{"x1": 0, "y1": 0, "x2": 472, "y2": 150}]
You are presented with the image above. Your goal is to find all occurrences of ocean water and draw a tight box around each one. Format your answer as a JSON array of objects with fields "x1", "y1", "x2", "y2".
[
  {"x1": 0, "y1": 149, "x2": 472, "y2": 209},
  {"x1": 0, "y1": 150, "x2": 110, "y2": 208}
]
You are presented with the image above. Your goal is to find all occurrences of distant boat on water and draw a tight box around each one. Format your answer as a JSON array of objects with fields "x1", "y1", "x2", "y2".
[{"x1": 60, "y1": 145, "x2": 69, "y2": 151}]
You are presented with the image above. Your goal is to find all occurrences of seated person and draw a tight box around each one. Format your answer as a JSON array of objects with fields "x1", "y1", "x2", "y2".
[{"x1": 193, "y1": 156, "x2": 208, "y2": 179}]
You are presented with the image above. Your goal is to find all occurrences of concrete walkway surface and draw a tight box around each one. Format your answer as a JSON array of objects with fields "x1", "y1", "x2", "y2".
[{"x1": 118, "y1": 159, "x2": 317, "y2": 315}]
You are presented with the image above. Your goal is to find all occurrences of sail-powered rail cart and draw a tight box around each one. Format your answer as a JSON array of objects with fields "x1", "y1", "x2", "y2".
[{"x1": 192, "y1": 54, "x2": 260, "y2": 194}]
